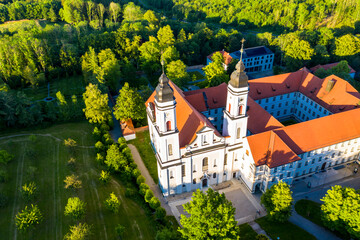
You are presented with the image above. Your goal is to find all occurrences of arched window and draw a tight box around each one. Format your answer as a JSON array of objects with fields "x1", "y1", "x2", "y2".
[
  {"x1": 166, "y1": 121, "x2": 171, "y2": 131},
  {"x1": 228, "y1": 103, "x2": 231, "y2": 112},
  {"x1": 239, "y1": 105, "x2": 243, "y2": 115},
  {"x1": 203, "y1": 157, "x2": 208, "y2": 167},
  {"x1": 168, "y1": 144, "x2": 173, "y2": 156}
]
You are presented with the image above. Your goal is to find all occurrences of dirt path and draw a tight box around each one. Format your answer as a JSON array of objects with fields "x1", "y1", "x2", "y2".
[{"x1": 128, "y1": 144, "x2": 172, "y2": 216}]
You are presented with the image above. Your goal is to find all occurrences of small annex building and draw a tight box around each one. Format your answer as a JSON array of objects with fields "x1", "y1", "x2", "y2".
[{"x1": 146, "y1": 61, "x2": 360, "y2": 196}]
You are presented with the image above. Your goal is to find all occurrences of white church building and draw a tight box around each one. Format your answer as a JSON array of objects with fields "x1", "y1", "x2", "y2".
[{"x1": 145, "y1": 60, "x2": 360, "y2": 196}]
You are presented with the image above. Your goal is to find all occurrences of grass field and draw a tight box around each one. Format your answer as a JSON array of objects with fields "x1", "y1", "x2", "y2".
[
  {"x1": 128, "y1": 130, "x2": 158, "y2": 183},
  {"x1": 238, "y1": 223, "x2": 258, "y2": 239},
  {"x1": 255, "y1": 216, "x2": 316, "y2": 240},
  {"x1": 22, "y1": 75, "x2": 86, "y2": 101},
  {"x1": 0, "y1": 122, "x2": 155, "y2": 240},
  {"x1": 294, "y1": 199, "x2": 350, "y2": 240}
]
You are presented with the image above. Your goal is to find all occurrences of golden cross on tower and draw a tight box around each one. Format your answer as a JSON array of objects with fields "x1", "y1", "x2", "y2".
[{"x1": 240, "y1": 38, "x2": 246, "y2": 62}]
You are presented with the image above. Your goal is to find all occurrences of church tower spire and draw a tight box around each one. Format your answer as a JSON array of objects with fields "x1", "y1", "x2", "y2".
[{"x1": 222, "y1": 38, "x2": 249, "y2": 143}]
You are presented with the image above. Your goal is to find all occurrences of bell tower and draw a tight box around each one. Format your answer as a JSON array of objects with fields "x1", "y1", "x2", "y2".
[{"x1": 222, "y1": 39, "x2": 249, "y2": 144}]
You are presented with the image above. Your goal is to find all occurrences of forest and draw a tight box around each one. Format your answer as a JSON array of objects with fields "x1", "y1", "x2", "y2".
[{"x1": 0, "y1": 0, "x2": 360, "y2": 130}]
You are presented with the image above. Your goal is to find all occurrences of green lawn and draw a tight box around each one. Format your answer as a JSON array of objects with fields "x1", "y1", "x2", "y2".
[
  {"x1": 0, "y1": 122, "x2": 155, "y2": 240},
  {"x1": 238, "y1": 223, "x2": 258, "y2": 240},
  {"x1": 255, "y1": 217, "x2": 316, "y2": 240},
  {"x1": 128, "y1": 130, "x2": 158, "y2": 183},
  {"x1": 294, "y1": 199, "x2": 350, "y2": 240},
  {"x1": 294, "y1": 199, "x2": 323, "y2": 226},
  {"x1": 22, "y1": 75, "x2": 86, "y2": 101}
]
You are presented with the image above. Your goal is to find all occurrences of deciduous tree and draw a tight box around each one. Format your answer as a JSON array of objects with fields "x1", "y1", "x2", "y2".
[
  {"x1": 113, "y1": 82, "x2": 145, "y2": 121},
  {"x1": 64, "y1": 197, "x2": 86, "y2": 220},
  {"x1": 64, "y1": 223, "x2": 91, "y2": 240},
  {"x1": 83, "y1": 83, "x2": 111, "y2": 124},
  {"x1": 15, "y1": 204, "x2": 43, "y2": 232},
  {"x1": 179, "y1": 188, "x2": 239, "y2": 239},
  {"x1": 104, "y1": 192, "x2": 121, "y2": 213},
  {"x1": 203, "y1": 52, "x2": 228, "y2": 87},
  {"x1": 261, "y1": 181, "x2": 293, "y2": 222}
]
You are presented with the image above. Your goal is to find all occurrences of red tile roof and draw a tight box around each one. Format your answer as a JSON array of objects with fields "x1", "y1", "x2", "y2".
[
  {"x1": 274, "y1": 108, "x2": 360, "y2": 155},
  {"x1": 207, "y1": 50, "x2": 233, "y2": 65},
  {"x1": 121, "y1": 119, "x2": 135, "y2": 136},
  {"x1": 146, "y1": 81, "x2": 221, "y2": 148},
  {"x1": 249, "y1": 68, "x2": 360, "y2": 113},
  {"x1": 310, "y1": 62, "x2": 356, "y2": 74},
  {"x1": 247, "y1": 131, "x2": 301, "y2": 168}
]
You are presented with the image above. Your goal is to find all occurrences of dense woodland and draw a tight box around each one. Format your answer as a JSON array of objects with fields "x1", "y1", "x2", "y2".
[{"x1": 0, "y1": 0, "x2": 360, "y2": 130}]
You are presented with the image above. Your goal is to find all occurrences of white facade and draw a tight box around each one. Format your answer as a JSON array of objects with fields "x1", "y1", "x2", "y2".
[{"x1": 147, "y1": 70, "x2": 360, "y2": 196}]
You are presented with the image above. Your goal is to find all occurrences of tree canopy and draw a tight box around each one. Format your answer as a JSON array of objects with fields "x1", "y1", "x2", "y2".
[
  {"x1": 113, "y1": 82, "x2": 145, "y2": 122},
  {"x1": 321, "y1": 185, "x2": 360, "y2": 239},
  {"x1": 179, "y1": 188, "x2": 239, "y2": 239},
  {"x1": 203, "y1": 52, "x2": 228, "y2": 87},
  {"x1": 261, "y1": 181, "x2": 293, "y2": 222}
]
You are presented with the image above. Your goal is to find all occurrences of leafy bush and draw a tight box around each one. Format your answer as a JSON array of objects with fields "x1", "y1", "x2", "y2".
[
  {"x1": 92, "y1": 126, "x2": 102, "y2": 141},
  {"x1": 105, "y1": 192, "x2": 121, "y2": 213},
  {"x1": 99, "y1": 170, "x2": 110, "y2": 183},
  {"x1": 149, "y1": 197, "x2": 161, "y2": 209},
  {"x1": 155, "y1": 207, "x2": 166, "y2": 220},
  {"x1": 15, "y1": 204, "x2": 43, "y2": 232},
  {"x1": 256, "y1": 234, "x2": 269, "y2": 240},
  {"x1": 115, "y1": 224, "x2": 125, "y2": 239},
  {"x1": 20, "y1": 182, "x2": 37, "y2": 202},
  {"x1": 139, "y1": 183, "x2": 150, "y2": 196},
  {"x1": 132, "y1": 168, "x2": 141, "y2": 179},
  {"x1": 64, "y1": 197, "x2": 86, "y2": 220},
  {"x1": 64, "y1": 223, "x2": 91, "y2": 240},
  {"x1": 96, "y1": 153, "x2": 104, "y2": 164},
  {"x1": 144, "y1": 189, "x2": 154, "y2": 203},
  {"x1": 64, "y1": 174, "x2": 82, "y2": 189},
  {"x1": 136, "y1": 175, "x2": 146, "y2": 185},
  {"x1": 0, "y1": 150, "x2": 14, "y2": 165},
  {"x1": 95, "y1": 141, "x2": 105, "y2": 152}
]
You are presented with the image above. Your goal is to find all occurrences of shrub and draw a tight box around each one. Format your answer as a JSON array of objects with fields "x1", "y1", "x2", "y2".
[
  {"x1": 139, "y1": 183, "x2": 150, "y2": 196},
  {"x1": 64, "y1": 138, "x2": 77, "y2": 148},
  {"x1": 0, "y1": 192, "x2": 8, "y2": 208},
  {"x1": 64, "y1": 174, "x2": 82, "y2": 189},
  {"x1": 95, "y1": 141, "x2": 105, "y2": 152},
  {"x1": 100, "y1": 123, "x2": 110, "y2": 132},
  {"x1": 20, "y1": 182, "x2": 37, "y2": 202},
  {"x1": 0, "y1": 150, "x2": 14, "y2": 165},
  {"x1": 145, "y1": 189, "x2": 154, "y2": 203},
  {"x1": 105, "y1": 192, "x2": 121, "y2": 213},
  {"x1": 149, "y1": 197, "x2": 161, "y2": 209},
  {"x1": 136, "y1": 175, "x2": 146, "y2": 185},
  {"x1": 99, "y1": 170, "x2": 110, "y2": 183},
  {"x1": 15, "y1": 204, "x2": 43, "y2": 232},
  {"x1": 256, "y1": 234, "x2": 269, "y2": 240},
  {"x1": 155, "y1": 207, "x2": 166, "y2": 220},
  {"x1": 64, "y1": 223, "x2": 91, "y2": 240},
  {"x1": 64, "y1": 197, "x2": 86, "y2": 220},
  {"x1": 96, "y1": 153, "x2": 104, "y2": 164},
  {"x1": 115, "y1": 224, "x2": 125, "y2": 239},
  {"x1": 132, "y1": 168, "x2": 141, "y2": 179},
  {"x1": 92, "y1": 126, "x2": 102, "y2": 140},
  {"x1": 67, "y1": 157, "x2": 76, "y2": 167}
]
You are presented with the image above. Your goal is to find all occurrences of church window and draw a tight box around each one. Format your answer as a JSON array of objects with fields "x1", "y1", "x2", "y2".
[
  {"x1": 228, "y1": 104, "x2": 231, "y2": 112},
  {"x1": 170, "y1": 171, "x2": 174, "y2": 179},
  {"x1": 168, "y1": 144, "x2": 172, "y2": 156},
  {"x1": 166, "y1": 121, "x2": 171, "y2": 131},
  {"x1": 239, "y1": 105, "x2": 243, "y2": 115},
  {"x1": 213, "y1": 159, "x2": 217, "y2": 167},
  {"x1": 203, "y1": 157, "x2": 208, "y2": 167},
  {"x1": 236, "y1": 128, "x2": 241, "y2": 139},
  {"x1": 224, "y1": 155, "x2": 228, "y2": 166},
  {"x1": 193, "y1": 179, "x2": 196, "y2": 184},
  {"x1": 182, "y1": 165, "x2": 186, "y2": 177},
  {"x1": 213, "y1": 173, "x2": 216, "y2": 178}
]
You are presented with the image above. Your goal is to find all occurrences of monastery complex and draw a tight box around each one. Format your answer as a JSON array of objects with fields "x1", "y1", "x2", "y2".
[{"x1": 145, "y1": 59, "x2": 360, "y2": 196}]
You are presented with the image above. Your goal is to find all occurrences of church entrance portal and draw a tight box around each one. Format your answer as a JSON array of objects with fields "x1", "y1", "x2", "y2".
[
  {"x1": 202, "y1": 178, "x2": 208, "y2": 187},
  {"x1": 321, "y1": 162, "x2": 327, "y2": 170}
]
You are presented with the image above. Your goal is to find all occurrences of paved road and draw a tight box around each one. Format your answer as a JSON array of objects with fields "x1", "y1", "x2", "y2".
[{"x1": 128, "y1": 144, "x2": 172, "y2": 216}]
